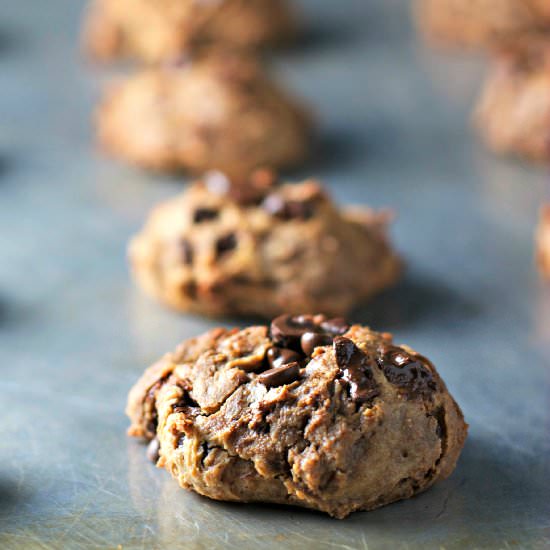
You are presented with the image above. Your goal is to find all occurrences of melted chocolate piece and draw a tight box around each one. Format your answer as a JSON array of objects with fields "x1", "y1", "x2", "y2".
[
  {"x1": 257, "y1": 362, "x2": 300, "y2": 388},
  {"x1": 262, "y1": 194, "x2": 315, "y2": 220},
  {"x1": 193, "y1": 208, "x2": 219, "y2": 223},
  {"x1": 300, "y1": 332, "x2": 333, "y2": 356},
  {"x1": 205, "y1": 170, "x2": 231, "y2": 196},
  {"x1": 320, "y1": 318, "x2": 349, "y2": 335},
  {"x1": 377, "y1": 346, "x2": 437, "y2": 399},
  {"x1": 334, "y1": 337, "x2": 379, "y2": 404},
  {"x1": 180, "y1": 239, "x2": 194, "y2": 265},
  {"x1": 270, "y1": 314, "x2": 320, "y2": 350},
  {"x1": 205, "y1": 169, "x2": 278, "y2": 206},
  {"x1": 266, "y1": 347, "x2": 302, "y2": 369},
  {"x1": 270, "y1": 314, "x2": 350, "y2": 355},
  {"x1": 215, "y1": 233, "x2": 237, "y2": 258},
  {"x1": 146, "y1": 438, "x2": 160, "y2": 464}
]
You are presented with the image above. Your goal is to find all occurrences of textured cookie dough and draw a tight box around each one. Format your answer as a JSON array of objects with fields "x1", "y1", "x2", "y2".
[
  {"x1": 83, "y1": 0, "x2": 296, "y2": 63},
  {"x1": 127, "y1": 315, "x2": 468, "y2": 518},
  {"x1": 128, "y1": 171, "x2": 402, "y2": 318},
  {"x1": 536, "y1": 205, "x2": 550, "y2": 277},
  {"x1": 97, "y1": 50, "x2": 311, "y2": 175},
  {"x1": 415, "y1": 0, "x2": 550, "y2": 48},
  {"x1": 475, "y1": 39, "x2": 550, "y2": 163}
]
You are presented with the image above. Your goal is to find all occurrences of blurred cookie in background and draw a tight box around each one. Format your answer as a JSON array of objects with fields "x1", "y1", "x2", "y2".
[
  {"x1": 128, "y1": 171, "x2": 402, "y2": 319},
  {"x1": 474, "y1": 38, "x2": 550, "y2": 163},
  {"x1": 536, "y1": 204, "x2": 550, "y2": 278},
  {"x1": 83, "y1": 0, "x2": 297, "y2": 63},
  {"x1": 414, "y1": 0, "x2": 550, "y2": 49},
  {"x1": 96, "y1": 49, "x2": 312, "y2": 175}
]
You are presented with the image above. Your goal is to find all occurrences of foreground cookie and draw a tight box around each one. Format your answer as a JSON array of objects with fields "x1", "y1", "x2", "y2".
[
  {"x1": 83, "y1": 0, "x2": 296, "y2": 63},
  {"x1": 415, "y1": 0, "x2": 550, "y2": 48},
  {"x1": 127, "y1": 316, "x2": 468, "y2": 518},
  {"x1": 475, "y1": 39, "x2": 550, "y2": 163},
  {"x1": 129, "y1": 171, "x2": 401, "y2": 318},
  {"x1": 97, "y1": 50, "x2": 311, "y2": 174},
  {"x1": 536, "y1": 205, "x2": 550, "y2": 277}
]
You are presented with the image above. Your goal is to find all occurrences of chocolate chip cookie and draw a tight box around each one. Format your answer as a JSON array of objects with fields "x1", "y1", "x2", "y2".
[
  {"x1": 415, "y1": 0, "x2": 550, "y2": 49},
  {"x1": 127, "y1": 315, "x2": 468, "y2": 518},
  {"x1": 97, "y1": 49, "x2": 311, "y2": 175},
  {"x1": 128, "y1": 171, "x2": 402, "y2": 318},
  {"x1": 83, "y1": 0, "x2": 296, "y2": 63},
  {"x1": 475, "y1": 38, "x2": 550, "y2": 163}
]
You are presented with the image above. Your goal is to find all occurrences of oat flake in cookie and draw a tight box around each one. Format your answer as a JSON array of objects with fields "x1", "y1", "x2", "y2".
[
  {"x1": 83, "y1": 0, "x2": 297, "y2": 63},
  {"x1": 96, "y1": 49, "x2": 311, "y2": 175},
  {"x1": 126, "y1": 316, "x2": 468, "y2": 518},
  {"x1": 128, "y1": 171, "x2": 402, "y2": 319}
]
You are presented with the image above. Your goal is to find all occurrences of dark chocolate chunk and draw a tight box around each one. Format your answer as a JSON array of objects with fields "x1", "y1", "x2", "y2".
[
  {"x1": 205, "y1": 169, "x2": 277, "y2": 206},
  {"x1": 193, "y1": 208, "x2": 219, "y2": 223},
  {"x1": 215, "y1": 233, "x2": 237, "y2": 258},
  {"x1": 266, "y1": 347, "x2": 302, "y2": 369},
  {"x1": 257, "y1": 362, "x2": 300, "y2": 388},
  {"x1": 262, "y1": 194, "x2": 315, "y2": 220},
  {"x1": 270, "y1": 314, "x2": 319, "y2": 350},
  {"x1": 300, "y1": 331, "x2": 333, "y2": 356},
  {"x1": 377, "y1": 346, "x2": 437, "y2": 399},
  {"x1": 205, "y1": 170, "x2": 231, "y2": 196},
  {"x1": 146, "y1": 438, "x2": 160, "y2": 464},
  {"x1": 334, "y1": 337, "x2": 379, "y2": 404},
  {"x1": 320, "y1": 317, "x2": 350, "y2": 336},
  {"x1": 180, "y1": 239, "x2": 194, "y2": 265}
]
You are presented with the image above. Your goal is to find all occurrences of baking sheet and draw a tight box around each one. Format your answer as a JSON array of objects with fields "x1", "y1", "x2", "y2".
[{"x1": 1, "y1": 0, "x2": 549, "y2": 548}]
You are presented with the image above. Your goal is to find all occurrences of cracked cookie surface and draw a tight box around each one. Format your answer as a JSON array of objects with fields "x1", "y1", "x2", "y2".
[
  {"x1": 97, "y1": 49, "x2": 311, "y2": 175},
  {"x1": 475, "y1": 38, "x2": 550, "y2": 163},
  {"x1": 128, "y1": 171, "x2": 402, "y2": 318},
  {"x1": 83, "y1": 0, "x2": 296, "y2": 63},
  {"x1": 127, "y1": 315, "x2": 467, "y2": 518}
]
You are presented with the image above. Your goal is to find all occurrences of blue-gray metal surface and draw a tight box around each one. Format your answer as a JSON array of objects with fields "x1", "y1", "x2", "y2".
[{"x1": 0, "y1": 1, "x2": 549, "y2": 548}]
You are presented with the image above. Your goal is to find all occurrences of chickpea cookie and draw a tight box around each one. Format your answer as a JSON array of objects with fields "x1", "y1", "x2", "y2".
[
  {"x1": 128, "y1": 171, "x2": 402, "y2": 318},
  {"x1": 475, "y1": 37, "x2": 550, "y2": 163},
  {"x1": 536, "y1": 205, "x2": 550, "y2": 277},
  {"x1": 415, "y1": 0, "x2": 550, "y2": 49},
  {"x1": 127, "y1": 315, "x2": 468, "y2": 519},
  {"x1": 83, "y1": 0, "x2": 297, "y2": 63},
  {"x1": 96, "y1": 49, "x2": 311, "y2": 175}
]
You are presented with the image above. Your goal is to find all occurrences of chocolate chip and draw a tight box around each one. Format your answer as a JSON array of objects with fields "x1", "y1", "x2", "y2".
[
  {"x1": 320, "y1": 318, "x2": 349, "y2": 335},
  {"x1": 270, "y1": 314, "x2": 318, "y2": 351},
  {"x1": 205, "y1": 169, "x2": 276, "y2": 206},
  {"x1": 180, "y1": 239, "x2": 194, "y2": 265},
  {"x1": 215, "y1": 233, "x2": 237, "y2": 258},
  {"x1": 193, "y1": 208, "x2": 218, "y2": 223},
  {"x1": 300, "y1": 331, "x2": 333, "y2": 356},
  {"x1": 334, "y1": 337, "x2": 379, "y2": 404},
  {"x1": 205, "y1": 170, "x2": 231, "y2": 195},
  {"x1": 262, "y1": 194, "x2": 315, "y2": 220},
  {"x1": 377, "y1": 346, "x2": 437, "y2": 399},
  {"x1": 262, "y1": 194, "x2": 285, "y2": 216},
  {"x1": 257, "y1": 362, "x2": 300, "y2": 388},
  {"x1": 267, "y1": 347, "x2": 302, "y2": 369},
  {"x1": 146, "y1": 438, "x2": 160, "y2": 464}
]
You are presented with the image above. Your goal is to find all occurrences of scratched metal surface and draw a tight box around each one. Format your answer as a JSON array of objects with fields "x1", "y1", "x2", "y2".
[{"x1": 1, "y1": 0, "x2": 550, "y2": 548}]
